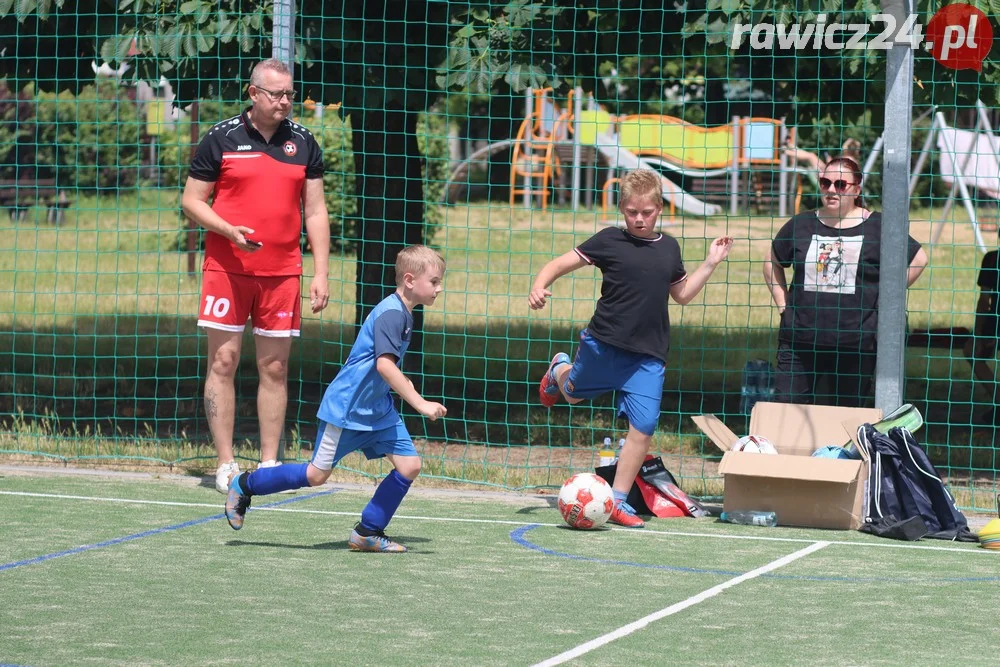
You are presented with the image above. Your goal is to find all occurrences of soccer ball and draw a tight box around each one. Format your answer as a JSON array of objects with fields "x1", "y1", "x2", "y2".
[
  {"x1": 732, "y1": 435, "x2": 778, "y2": 454},
  {"x1": 558, "y1": 473, "x2": 615, "y2": 530}
]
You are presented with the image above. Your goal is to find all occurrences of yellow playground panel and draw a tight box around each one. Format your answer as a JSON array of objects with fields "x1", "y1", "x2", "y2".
[
  {"x1": 576, "y1": 111, "x2": 782, "y2": 170},
  {"x1": 508, "y1": 88, "x2": 794, "y2": 215},
  {"x1": 618, "y1": 114, "x2": 734, "y2": 168}
]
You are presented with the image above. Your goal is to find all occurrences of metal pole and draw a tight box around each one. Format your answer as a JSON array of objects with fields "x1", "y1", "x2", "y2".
[
  {"x1": 875, "y1": 0, "x2": 914, "y2": 412},
  {"x1": 272, "y1": 0, "x2": 295, "y2": 76},
  {"x1": 778, "y1": 122, "x2": 788, "y2": 219},
  {"x1": 936, "y1": 111, "x2": 988, "y2": 251},
  {"x1": 523, "y1": 88, "x2": 533, "y2": 208},
  {"x1": 976, "y1": 98, "x2": 996, "y2": 133},
  {"x1": 571, "y1": 86, "x2": 583, "y2": 211},
  {"x1": 730, "y1": 116, "x2": 740, "y2": 216},
  {"x1": 187, "y1": 100, "x2": 199, "y2": 276},
  {"x1": 861, "y1": 134, "x2": 883, "y2": 184},
  {"x1": 908, "y1": 109, "x2": 937, "y2": 196},
  {"x1": 272, "y1": 0, "x2": 295, "y2": 462}
]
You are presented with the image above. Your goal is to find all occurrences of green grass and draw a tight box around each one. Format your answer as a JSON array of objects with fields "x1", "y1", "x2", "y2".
[
  {"x1": 0, "y1": 471, "x2": 997, "y2": 666},
  {"x1": 0, "y1": 193, "x2": 998, "y2": 508}
]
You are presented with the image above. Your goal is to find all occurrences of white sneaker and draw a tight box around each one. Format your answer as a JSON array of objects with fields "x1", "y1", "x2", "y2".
[
  {"x1": 258, "y1": 460, "x2": 296, "y2": 494},
  {"x1": 215, "y1": 461, "x2": 240, "y2": 494}
]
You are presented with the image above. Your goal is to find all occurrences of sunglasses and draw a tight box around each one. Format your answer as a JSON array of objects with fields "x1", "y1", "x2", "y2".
[{"x1": 819, "y1": 177, "x2": 859, "y2": 193}]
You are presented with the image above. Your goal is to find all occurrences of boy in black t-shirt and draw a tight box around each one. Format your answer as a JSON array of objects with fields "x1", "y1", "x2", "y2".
[
  {"x1": 964, "y1": 246, "x2": 1000, "y2": 421},
  {"x1": 528, "y1": 169, "x2": 733, "y2": 528}
]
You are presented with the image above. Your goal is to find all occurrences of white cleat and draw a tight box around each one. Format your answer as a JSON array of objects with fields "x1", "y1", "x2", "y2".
[{"x1": 215, "y1": 461, "x2": 240, "y2": 494}]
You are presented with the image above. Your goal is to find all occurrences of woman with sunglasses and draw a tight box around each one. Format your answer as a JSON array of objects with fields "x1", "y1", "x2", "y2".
[
  {"x1": 784, "y1": 137, "x2": 863, "y2": 176},
  {"x1": 763, "y1": 157, "x2": 929, "y2": 406}
]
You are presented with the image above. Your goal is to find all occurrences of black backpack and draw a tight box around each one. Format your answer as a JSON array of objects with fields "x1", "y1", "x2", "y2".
[{"x1": 857, "y1": 424, "x2": 978, "y2": 542}]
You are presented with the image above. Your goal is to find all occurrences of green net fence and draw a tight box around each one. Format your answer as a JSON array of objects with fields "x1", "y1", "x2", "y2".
[{"x1": 2, "y1": 1, "x2": 999, "y2": 511}]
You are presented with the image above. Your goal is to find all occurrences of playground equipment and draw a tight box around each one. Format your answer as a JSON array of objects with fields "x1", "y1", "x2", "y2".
[
  {"x1": 864, "y1": 102, "x2": 995, "y2": 253},
  {"x1": 509, "y1": 88, "x2": 574, "y2": 210},
  {"x1": 506, "y1": 88, "x2": 800, "y2": 221},
  {"x1": 582, "y1": 112, "x2": 724, "y2": 218},
  {"x1": 448, "y1": 89, "x2": 999, "y2": 230}
]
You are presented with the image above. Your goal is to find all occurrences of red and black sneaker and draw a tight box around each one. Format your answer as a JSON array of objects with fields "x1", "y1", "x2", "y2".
[
  {"x1": 609, "y1": 501, "x2": 646, "y2": 528},
  {"x1": 538, "y1": 352, "x2": 570, "y2": 408}
]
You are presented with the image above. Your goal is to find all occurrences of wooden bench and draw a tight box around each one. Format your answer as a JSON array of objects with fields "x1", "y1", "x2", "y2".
[{"x1": 0, "y1": 178, "x2": 71, "y2": 224}]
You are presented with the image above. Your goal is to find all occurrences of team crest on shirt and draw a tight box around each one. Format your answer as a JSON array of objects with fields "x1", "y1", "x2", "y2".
[{"x1": 283, "y1": 141, "x2": 297, "y2": 156}]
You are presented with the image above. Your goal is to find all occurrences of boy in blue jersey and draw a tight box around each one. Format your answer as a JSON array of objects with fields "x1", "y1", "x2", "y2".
[
  {"x1": 223, "y1": 245, "x2": 447, "y2": 552},
  {"x1": 528, "y1": 169, "x2": 733, "y2": 528}
]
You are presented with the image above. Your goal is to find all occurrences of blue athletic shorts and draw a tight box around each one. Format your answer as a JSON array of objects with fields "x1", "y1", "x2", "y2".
[
  {"x1": 311, "y1": 419, "x2": 418, "y2": 471},
  {"x1": 563, "y1": 329, "x2": 665, "y2": 436}
]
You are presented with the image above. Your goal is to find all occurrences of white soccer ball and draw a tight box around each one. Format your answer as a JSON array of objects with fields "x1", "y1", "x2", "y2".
[
  {"x1": 732, "y1": 435, "x2": 778, "y2": 454},
  {"x1": 557, "y1": 473, "x2": 615, "y2": 530}
]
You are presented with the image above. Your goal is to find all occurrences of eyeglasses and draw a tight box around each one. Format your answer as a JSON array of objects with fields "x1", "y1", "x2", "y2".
[
  {"x1": 253, "y1": 85, "x2": 297, "y2": 102},
  {"x1": 819, "y1": 177, "x2": 859, "y2": 193}
]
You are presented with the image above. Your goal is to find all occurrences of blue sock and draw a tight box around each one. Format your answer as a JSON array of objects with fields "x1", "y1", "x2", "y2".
[
  {"x1": 613, "y1": 489, "x2": 628, "y2": 506},
  {"x1": 359, "y1": 469, "x2": 412, "y2": 533},
  {"x1": 244, "y1": 462, "x2": 309, "y2": 496}
]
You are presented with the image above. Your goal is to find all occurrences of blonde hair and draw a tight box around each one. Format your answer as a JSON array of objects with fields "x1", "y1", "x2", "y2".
[
  {"x1": 618, "y1": 169, "x2": 663, "y2": 209},
  {"x1": 395, "y1": 245, "x2": 445, "y2": 285},
  {"x1": 250, "y1": 59, "x2": 292, "y2": 86}
]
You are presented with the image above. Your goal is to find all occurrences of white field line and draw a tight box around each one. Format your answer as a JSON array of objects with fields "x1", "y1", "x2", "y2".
[
  {"x1": 532, "y1": 542, "x2": 831, "y2": 667},
  {"x1": 0, "y1": 490, "x2": 991, "y2": 555}
]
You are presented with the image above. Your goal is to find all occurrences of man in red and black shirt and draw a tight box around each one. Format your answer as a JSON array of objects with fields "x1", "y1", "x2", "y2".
[{"x1": 181, "y1": 58, "x2": 330, "y2": 493}]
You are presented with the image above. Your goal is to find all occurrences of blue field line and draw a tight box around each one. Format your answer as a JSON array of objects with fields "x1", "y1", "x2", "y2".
[
  {"x1": 510, "y1": 525, "x2": 1000, "y2": 583},
  {"x1": 0, "y1": 488, "x2": 338, "y2": 574}
]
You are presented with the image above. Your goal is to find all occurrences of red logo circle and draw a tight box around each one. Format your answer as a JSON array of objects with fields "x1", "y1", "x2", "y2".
[
  {"x1": 926, "y1": 3, "x2": 993, "y2": 72},
  {"x1": 283, "y1": 141, "x2": 297, "y2": 156}
]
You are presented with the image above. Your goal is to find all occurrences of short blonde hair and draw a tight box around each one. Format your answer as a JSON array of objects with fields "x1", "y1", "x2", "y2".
[
  {"x1": 395, "y1": 245, "x2": 445, "y2": 285},
  {"x1": 618, "y1": 169, "x2": 663, "y2": 209},
  {"x1": 250, "y1": 59, "x2": 292, "y2": 86}
]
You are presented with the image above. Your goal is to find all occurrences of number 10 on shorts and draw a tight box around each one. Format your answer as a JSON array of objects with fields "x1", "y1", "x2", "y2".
[{"x1": 203, "y1": 295, "x2": 232, "y2": 318}]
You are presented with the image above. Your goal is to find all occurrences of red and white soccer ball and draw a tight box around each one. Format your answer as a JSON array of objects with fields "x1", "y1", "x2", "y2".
[
  {"x1": 558, "y1": 473, "x2": 615, "y2": 530},
  {"x1": 732, "y1": 435, "x2": 778, "y2": 454}
]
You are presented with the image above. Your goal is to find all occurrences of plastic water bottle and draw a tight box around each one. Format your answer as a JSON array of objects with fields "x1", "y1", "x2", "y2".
[
  {"x1": 740, "y1": 360, "x2": 775, "y2": 415},
  {"x1": 720, "y1": 510, "x2": 778, "y2": 527},
  {"x1": 598, "y1": 437, "x2": 615, "y2": 467},
  {"x1": 615, "y1": 438, "x2": 625, "y2": 462}
]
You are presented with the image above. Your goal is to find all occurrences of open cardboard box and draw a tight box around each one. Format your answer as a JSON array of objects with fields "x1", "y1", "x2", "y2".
[{"x1": 691, "y1": 402, "x2": 882, "y2": 530}]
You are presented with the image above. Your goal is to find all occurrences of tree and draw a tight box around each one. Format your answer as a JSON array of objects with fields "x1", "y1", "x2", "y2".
[
  {"x1": 440, "y1": 0, "x2": 1000, "y2": 129},
  {"x1": 2, "y1": 0, "x2": 450, "y2": 336},
  {"x1": 7, "y1": 0, "x2": 991, "y2": 326}
]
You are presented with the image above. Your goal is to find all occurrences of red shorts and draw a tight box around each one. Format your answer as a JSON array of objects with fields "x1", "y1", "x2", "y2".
[{"x1": 197, "y1": 272, "x2": 301, "y2": 337}]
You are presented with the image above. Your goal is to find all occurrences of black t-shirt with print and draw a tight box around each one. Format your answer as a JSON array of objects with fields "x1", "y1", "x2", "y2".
[
  {"x1": 575, "y1": 226, "x2": 687, "y2": 362},
  {"x1": 771, "y1": 211, "x2": 921, "y2": 349}
]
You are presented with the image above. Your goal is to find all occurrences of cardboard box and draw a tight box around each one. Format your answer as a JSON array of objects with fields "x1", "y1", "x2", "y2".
[{"x1": 691, "y1": 402, "x2": 882, "y2": 530}]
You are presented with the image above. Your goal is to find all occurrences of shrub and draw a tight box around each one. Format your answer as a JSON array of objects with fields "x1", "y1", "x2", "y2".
[
  {"x1": 36, "y1": 80, "x2": 142, "y2": 191},
  {"x1": 417, "y1": 105, "x2": 451, "y2": 245},
  {"x1": 297, "y1": 110, "x2": 357, "y2": 252}
]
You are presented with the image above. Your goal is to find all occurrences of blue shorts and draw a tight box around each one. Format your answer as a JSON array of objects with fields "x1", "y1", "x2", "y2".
[
  {"x1": 311, "y1": 419, "x2": 418, "y2": 471},
  {"x1": 563, "y1": 330, "x2": 665, "y2": 436}
]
